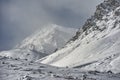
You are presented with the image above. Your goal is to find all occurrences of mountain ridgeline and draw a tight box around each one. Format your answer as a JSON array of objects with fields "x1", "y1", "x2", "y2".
[
  {"x1": 1, "y1": 0, "x2": 120, "y2": 74},
  {"x1": 71, "y1": 0, "x2": 120, "y2": 42},
  {"x1": 39, "y1": 0, "x2": 120, "y2": 73},
  {"x1": 0, "y1": 24, "x2": 77, "y2": 61},
  {"x1": 1, "y1": 0, "x2": 120, "y2": 80}
]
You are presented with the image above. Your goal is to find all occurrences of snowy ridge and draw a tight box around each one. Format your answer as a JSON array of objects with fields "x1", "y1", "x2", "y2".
[
  {"x1": 1, "y1": 0, "x2": 120, "y2": 80},
  {"x1": 39, "y1": 0, "x2": 120, "y2": 73},
  {"x1": 0, "y1": 24, "x2": 77, "y2": 61},
  {"x1": 16, "y1": 24, "x2": 77, "y2": 54}
]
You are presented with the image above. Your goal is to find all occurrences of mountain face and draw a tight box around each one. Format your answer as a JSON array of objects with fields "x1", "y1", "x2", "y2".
[
  {"x1": 15, "y1": 24, "x2": 77, "y2": 54},
  {"x1": 0, "y1": 24, "x2": 77, "y2": 61},
  {"x1": 2, "y1": 1, "x2": 120, "y2": 80},
  {"x1": 39, "y1": 0, "x2": 120, "y2": 73}
]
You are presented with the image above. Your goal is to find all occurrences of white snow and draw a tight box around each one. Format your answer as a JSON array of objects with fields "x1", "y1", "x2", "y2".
[
  {"x1": 0, "y1": 24, "x2": 77, "y2": 61},
  {"x1": 0, "y1": 56, "x2": 120, "y2": 80},
  {"x1": 39, "y1": 5, "x2": 120, "y2": 73},
  {"x1": 16, "y1": 24, "x2": 77, "y2": 54},
  {"x1": 0, "y1": 49, "x2": 46, "y2": 61},
  {"x1": 1, "y1": 0, "x2": 120, "y2": 80}
]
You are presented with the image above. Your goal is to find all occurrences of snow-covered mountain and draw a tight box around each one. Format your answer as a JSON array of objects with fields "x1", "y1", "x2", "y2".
[
  {"x1": 2, "y1": 0, "x2": 120, "y2": 80},
  {"x1": 0, "y1": 24, "x2": 77, "y2": 61},
  {"x1": 15, "y1": 24, "x2": 77, "y2": 54},
  {"x1": 39, "y1": 0, "x2": 120, "y2": 73}
]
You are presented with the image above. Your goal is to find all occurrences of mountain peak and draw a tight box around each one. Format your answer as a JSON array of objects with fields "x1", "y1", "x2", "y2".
[
  {"x1": 0, "y1": 24, "x2": 77, "y2": 61},
  {"x1": 15, "y1": 24, "x2": 77, "y2": 54},
  {"x1": 39, "y1": 0, "x2": 120, "y2": 73}
]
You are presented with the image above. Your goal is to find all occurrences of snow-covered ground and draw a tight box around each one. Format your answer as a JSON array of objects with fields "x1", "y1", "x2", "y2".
[
  {"x1": 1, "y1": 0, "x2": 120, "y2": 80},
  {"x1": 0, "y1": 56, "x2": 120, "y2": 80},
  {"x1": 0, "y1": 49, "x2": 46, "y2": 61}
]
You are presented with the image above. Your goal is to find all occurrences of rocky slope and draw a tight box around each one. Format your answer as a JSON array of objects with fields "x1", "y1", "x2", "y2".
[{"x1": 39, "y1": 0, "x2": 120, "y2": 73}]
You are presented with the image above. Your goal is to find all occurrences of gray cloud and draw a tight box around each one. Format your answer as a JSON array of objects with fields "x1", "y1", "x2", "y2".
[{"x1": 0, "y1": 0, "x2": 103, "y2": 51}]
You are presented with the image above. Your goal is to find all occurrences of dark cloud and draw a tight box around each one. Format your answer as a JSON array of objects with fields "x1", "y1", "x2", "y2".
[{"x1": 0, "y1": 0, "x2": 103, "y2": 51}]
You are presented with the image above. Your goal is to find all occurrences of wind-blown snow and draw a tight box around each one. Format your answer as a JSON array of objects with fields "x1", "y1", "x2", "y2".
[
  {"x1": 1, "y1": 0, "x2": 120, "y2": 80},
  {"x1": 0, "y1": 24, "x2": 77, "y2": 61},
  {"x1": 16, "y1": 24, "x2": 77, "y2": 54}
]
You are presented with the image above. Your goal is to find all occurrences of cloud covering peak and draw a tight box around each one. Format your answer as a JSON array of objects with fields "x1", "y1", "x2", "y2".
[{"x1": 0, "y1": 0, "x2": 103, "y2": 51}]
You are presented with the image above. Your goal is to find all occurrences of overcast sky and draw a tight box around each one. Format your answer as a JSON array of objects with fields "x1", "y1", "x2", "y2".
[{"x1": 0, "y1": 0, "x2": 103, "y2": 51}]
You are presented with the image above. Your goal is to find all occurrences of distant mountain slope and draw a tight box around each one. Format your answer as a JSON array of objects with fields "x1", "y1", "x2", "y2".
[
  {"x1": 39, "y1": 0, "x2": 120, "y2": 73},
  {"x1": 0, "y1": 24, "x2": 77, "y2": 61},
  {"x1": 16, "y1": 24, "x2": 77, "y2": 54},
  {"x1": 0, "y1": 49, "x2": 45, "y2": 61}
]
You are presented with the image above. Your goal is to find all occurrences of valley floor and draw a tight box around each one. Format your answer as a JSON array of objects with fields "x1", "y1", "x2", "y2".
[{"x1": 0, "y1": 56, "x2": 120, "y2": 80}]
